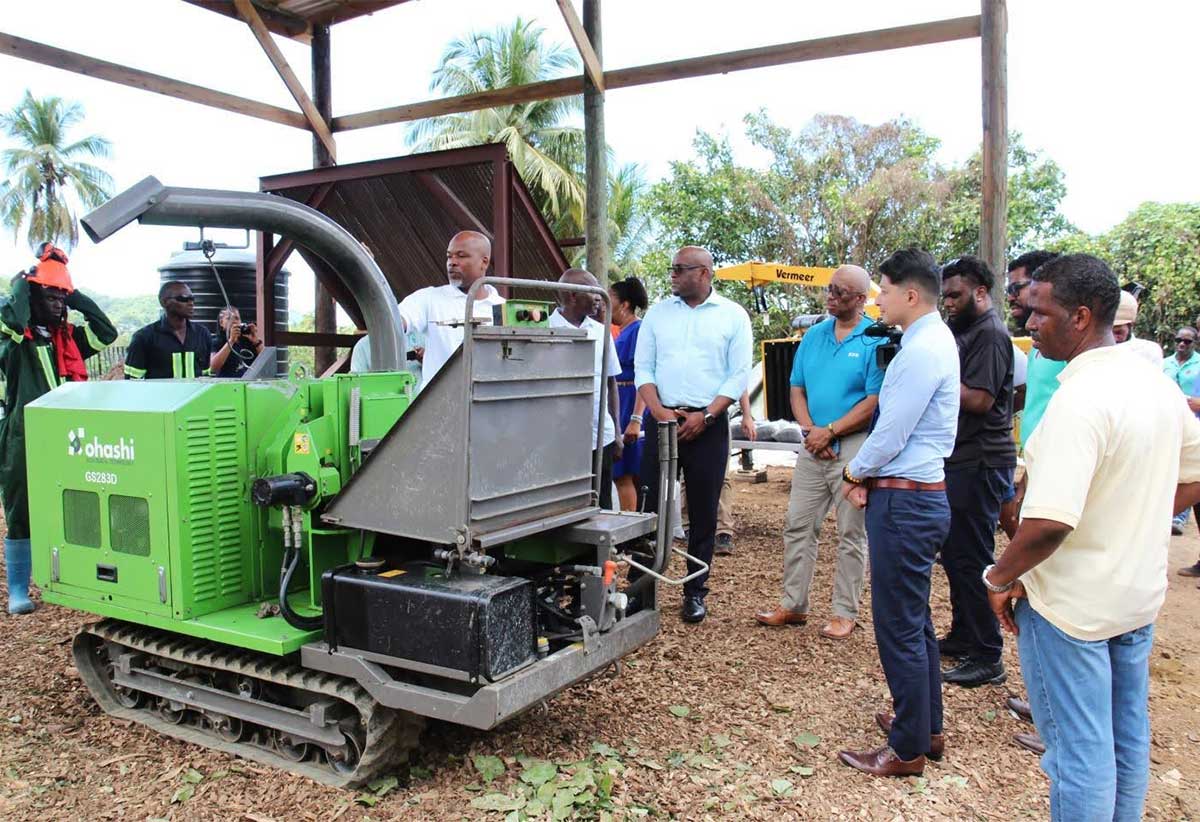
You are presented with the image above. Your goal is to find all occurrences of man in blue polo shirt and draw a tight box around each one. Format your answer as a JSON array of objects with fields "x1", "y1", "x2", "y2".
[{"x1": 755, "y1": 265, "x2": 883, "y2": 640}]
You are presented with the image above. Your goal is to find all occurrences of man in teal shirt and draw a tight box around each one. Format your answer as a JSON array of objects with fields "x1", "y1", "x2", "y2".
[
  {"x1": 1162, "y1": 326, "x2": 1200, "y2": 391},
  {"x1": 755, "y1": 265, "x2": 883, "y2": 640}
]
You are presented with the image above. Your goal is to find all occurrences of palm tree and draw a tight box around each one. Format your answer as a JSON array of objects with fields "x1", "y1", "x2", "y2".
[
  {"x1": 0, "y1": 91, "x2": 113, "y2": 250},
  {"x1": 607, "y1": 163, "x2": 652, "y2": 276},
  {"x1": 407, "y1": 18, "x2": 585, "y2": 227}
]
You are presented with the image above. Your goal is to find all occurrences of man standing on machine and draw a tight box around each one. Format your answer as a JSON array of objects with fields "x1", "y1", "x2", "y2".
[
  {"x1": 124, "y1": 281, "x2": 214, "y2": 379},
  {"x1": 634, "y1": 245, "x2": 753, "y2": 624},
  {"x1": 349, "y1": 230, "x2": 503, "y2": 388},
  {"x1": 0, "y1": 244, "x2": 117, "y2": 614}
]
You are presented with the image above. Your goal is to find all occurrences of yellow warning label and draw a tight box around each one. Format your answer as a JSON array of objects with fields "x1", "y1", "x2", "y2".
[
  {"x1": 378, "y1": 569, "x2": 406, "y2": 578},
  {"x1": 293, "y1": 433, "x2": 311, "y2": 455}
]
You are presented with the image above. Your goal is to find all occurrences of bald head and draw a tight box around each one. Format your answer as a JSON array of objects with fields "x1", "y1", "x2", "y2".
[
  {"x1": 824, "y1": 264, "x2": 871, "y2": 322},
  {"x1": 558, "y1": 268, "x2": 601, "y2": 324},
  {"x1": 670, "y1": 245, "x2": 715, "y2": 304},
  {"x1": 446, "y1": 231, "x2": 492, "y2": 290}
]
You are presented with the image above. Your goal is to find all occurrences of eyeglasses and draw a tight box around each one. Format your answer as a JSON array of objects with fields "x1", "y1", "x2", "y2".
[
  {"x1": 1005, "y1": 281, "x2": 1030, "y2": 297},
  {"x1": 170, "y1": 295, "x2": 195, "y2": 303},
  {"x1": 1176, "y1": 337, "x2": 1195, "y2": 344},
  {"x1": 666, "y1": 264, "x2": 705, "y2": 276},
  {"x1": 826, "y1": 284, "x2": 863, "y2": 300}
]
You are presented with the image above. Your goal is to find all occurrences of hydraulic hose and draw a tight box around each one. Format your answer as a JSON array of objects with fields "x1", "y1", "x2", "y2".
[{"x1": 278, "y1": 506, "x2": 323, "y2": 631}]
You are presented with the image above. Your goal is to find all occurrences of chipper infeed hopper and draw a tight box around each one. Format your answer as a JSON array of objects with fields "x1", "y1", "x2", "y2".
[{"x1": 23, "y1": 177, "x2": 681, "y2": 787}]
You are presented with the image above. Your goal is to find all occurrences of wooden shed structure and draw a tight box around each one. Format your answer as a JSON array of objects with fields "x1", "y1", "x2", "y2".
[{"x1": 0, "y1": 0, "x2": 1009, "y2": 372}]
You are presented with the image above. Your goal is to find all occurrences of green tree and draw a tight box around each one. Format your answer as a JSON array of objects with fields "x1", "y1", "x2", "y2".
[
  {"x1": 407, "y1": 18, "x2": 584, "y2": 230},
  {"x1": 933, "y1": 132, "x2": 1074, "y2": 261},
  {"x1": 0, "y1": 91, "x2": 113, "y2": 250},
  {"x1": 1056, "y1": 202, "x2": 1200, "y2": 346}
]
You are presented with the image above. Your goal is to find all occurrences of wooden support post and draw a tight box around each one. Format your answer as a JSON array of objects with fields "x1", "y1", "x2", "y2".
[
  {"x1": 0, "y1": 32, "x2": 308, "y2": 129},
  {"x1": 583, "y1": 0, "x2": 608, "y2": 285},
  {"x1": 981, "y1": 0, "x2": 1008, "y2": 306},
  {"x1": 492, "y1": 159, "x2": 513, "y2": 294},
  {"x1": 233, "y1": 0, "x2": 337, "y2": 160},
  {"x1": 256, "y1": 230, "x2": 276, "y2": 347},
  {"x1": 311, "y1": 23, "x2": 337, "y2": 374},
  {"x1": 556, "y1": 0, "x2": 604, "y2": 91}
]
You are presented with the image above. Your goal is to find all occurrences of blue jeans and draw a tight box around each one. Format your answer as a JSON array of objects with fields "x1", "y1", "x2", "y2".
[{"x1": 1015, "y1": 599, "x2": 1153, "y2": 822}]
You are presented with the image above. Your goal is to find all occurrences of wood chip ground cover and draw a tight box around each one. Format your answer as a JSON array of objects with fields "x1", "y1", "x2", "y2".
[{"x1": 1, "y1": 467, "x2": 1198, "y2": 819}]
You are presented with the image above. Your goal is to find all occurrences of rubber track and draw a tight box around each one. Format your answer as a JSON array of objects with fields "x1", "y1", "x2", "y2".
[{"x1": 76, "y1": 619, "x2": 424, "y2": 788}]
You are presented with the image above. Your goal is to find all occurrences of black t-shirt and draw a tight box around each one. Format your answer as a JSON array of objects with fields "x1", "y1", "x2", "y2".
[
  {"x1": 949, "y1": 307, "x2": 1016, "y2": 467},
  {"x1": 124, "y1": 318, "x2": 213, "y2": 380},
  {"x1": 212, "y1": 329, "x2": 260, "y2": 378}
]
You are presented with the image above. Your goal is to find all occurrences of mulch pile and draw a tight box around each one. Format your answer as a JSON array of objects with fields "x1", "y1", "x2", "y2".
[{"x1": 1, "y1": 466, "x2": 1197, "y2": 820}]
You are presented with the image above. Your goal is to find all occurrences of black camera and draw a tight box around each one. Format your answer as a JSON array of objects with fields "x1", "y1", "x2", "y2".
[
  {"x1": 863, "y1": 320, "x2": 904, "y2": 369},
  {"x1": 238, "y1": 323, "x2": 252, "y2": 335}
]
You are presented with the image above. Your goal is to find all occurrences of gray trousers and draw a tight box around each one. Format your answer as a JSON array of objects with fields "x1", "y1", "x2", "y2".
[{"x1": 780, "y1": 432, "x2": 868, "y2": 619}]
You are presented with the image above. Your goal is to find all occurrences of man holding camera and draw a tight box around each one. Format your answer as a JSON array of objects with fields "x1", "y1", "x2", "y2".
[
  {"x1": 0, "y1": 244, "x2": 117, "y2": 614},
  {"x1": 211, "y1": 306, "x2": 264, "y2": 378},
  {"x1": 837, "y1": 248, "x2": 959, "y2": 777}
]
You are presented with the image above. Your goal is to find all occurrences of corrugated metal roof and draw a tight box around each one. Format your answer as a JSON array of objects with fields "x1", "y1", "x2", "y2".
[{"x1": 262, "y1": 145, "x2": 569, "y2": 322}]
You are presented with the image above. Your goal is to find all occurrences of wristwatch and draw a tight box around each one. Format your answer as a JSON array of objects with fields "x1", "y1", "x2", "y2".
[
  {"x1": 702, "y1": 412, "x2": 716, "y2": 427},
  {"x1": 981, "y1": 564, "x2": 1014, "y2": 593}
]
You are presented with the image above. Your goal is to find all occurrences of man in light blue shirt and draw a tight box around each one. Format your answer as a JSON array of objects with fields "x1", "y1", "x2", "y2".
[
  {"x1": 837, "y1": 248, "x2": 959, "y2": 779},
  {"x1": 754, "y1": 265, "x2": 883, "y2": 640},
  {"x1": 633, "y1": 245, "x2": 753, "y2": 624}
]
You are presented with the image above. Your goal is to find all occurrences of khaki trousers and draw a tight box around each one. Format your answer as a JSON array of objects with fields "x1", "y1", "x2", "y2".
[{"x1": 780, "y1": 431, "x2": 868, "y2": 619}]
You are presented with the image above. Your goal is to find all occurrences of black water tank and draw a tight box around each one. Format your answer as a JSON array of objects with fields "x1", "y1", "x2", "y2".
[{"x1": 158, "y1": 247, "x2": 289, "y2": 374}]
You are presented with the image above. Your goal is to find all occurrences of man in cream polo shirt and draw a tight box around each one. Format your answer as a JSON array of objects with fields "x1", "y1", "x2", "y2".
[
  {"x1": 983, "y1": 254, "x2": 1200, "y2": 822},
  {"x1": 350, "y1": 230, "x2": 504, "y2": 386}
]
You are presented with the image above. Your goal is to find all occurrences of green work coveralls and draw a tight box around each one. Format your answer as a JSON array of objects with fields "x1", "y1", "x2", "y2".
[{"x1": 0, "y1": 275, "x2": 118, "y2": 539}]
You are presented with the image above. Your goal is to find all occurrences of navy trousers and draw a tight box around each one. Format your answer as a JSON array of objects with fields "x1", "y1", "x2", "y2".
[
  {"x1": 866, "y1": 487, "x2": 950, "y2": 761},
  {"x1": 638, "y1": 414, "x2": 728, "y2": 598},
  {"x1": 941, "y1": 464, "x2": 1012, "y2": 664}
]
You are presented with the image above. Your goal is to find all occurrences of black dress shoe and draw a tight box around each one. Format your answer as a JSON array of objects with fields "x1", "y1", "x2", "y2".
[
  {"x1": 942, "y1": 659, "x2": 1006, "y2": 688},
  {"x1": 681, "y1": 595, "x2": 707, "y2": 623},
  {"x1": 937, "y1": 635, "x2": 971, "y2": 659}
]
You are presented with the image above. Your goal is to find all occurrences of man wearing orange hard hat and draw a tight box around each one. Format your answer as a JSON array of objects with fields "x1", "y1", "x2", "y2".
[{"x1": 0, "y1": 243, "x2": 117, "y2": 614}]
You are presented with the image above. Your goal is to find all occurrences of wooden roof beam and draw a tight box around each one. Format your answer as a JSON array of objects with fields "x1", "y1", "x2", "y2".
[
  {"x1": 0, "y1": 31, "x2": 308, "y2": 129},
  {"x1": 233, "y1": 0, "x2": 337, "y2": 161},
  {"x1": 555, "y1": 0, "x2": 604, "y2": 91},
  {"x1": 332, "y1": 15, "x2": 981, "y2": 132}
]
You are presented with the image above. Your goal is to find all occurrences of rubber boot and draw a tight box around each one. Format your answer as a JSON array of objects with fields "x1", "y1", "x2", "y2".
[{"x1": 5, "y1": 537, "x2": 35, "y2": 615}]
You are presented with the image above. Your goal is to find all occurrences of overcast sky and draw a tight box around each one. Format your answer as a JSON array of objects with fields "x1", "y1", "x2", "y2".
[{"x1": 1, "y1": 0, "x2": 1197, "y2": 313}]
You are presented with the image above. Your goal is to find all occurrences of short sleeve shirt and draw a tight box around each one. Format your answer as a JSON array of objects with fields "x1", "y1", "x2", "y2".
[
  {"x1": 549, "y1": 310, "x2": 621, "y2": 446},
  {"x1": 398, "y1": 283, "x2": 504, "y2": 390},
  {"x1": 1022, "y1": 346, "x2": 1200, "y2": 640},
  {"x1": 789, "y1": 316, "x2": 884, "y2": 426},
  {"x1": 1163, "y1": 350, "x2": 1200, "y2": 393},
  {"x1": 949, "y1": 308, "x2": 1015, "y2": 467},
  {"x1": 124, "y1": 318, "x2": 213, "y2": 379}
]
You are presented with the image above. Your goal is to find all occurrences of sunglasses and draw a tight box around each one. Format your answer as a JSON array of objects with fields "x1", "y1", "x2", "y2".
[
  {"x1": 1005, "y1": 281, "x2": 1030, "y2": 297},
  {"x1": 1176, "y1": 337, "x2": 1194, "y2": 344},
  {"x1": 666, "y1": 264, "x2": 705, "y2": 276},
  {"x1": 170, "y1": 294, "x2": 196, "y2": 303},
  {"x1": 826, "y1": 284, "x2": 862, "y2": 300}
]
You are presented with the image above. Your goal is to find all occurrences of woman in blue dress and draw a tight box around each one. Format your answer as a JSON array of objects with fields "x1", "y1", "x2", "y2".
[{"x1": 609, "y1": 277, "x2": 649, "y2": 511}]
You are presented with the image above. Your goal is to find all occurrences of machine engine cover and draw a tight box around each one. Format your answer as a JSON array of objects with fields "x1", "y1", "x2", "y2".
[{"x1": 321, "y1": 565, "x2": 536, "y2": 682}]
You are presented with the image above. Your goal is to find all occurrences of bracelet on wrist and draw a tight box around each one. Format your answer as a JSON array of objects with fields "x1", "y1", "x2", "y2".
[
  {"x1": 981, "y1": 564, "x2": 1014, "y2": 593},
  {"x1": 827, "y1": 422, "x2": 838, "y2": 437},
  {"x1": 842, "y1": 465, "x2": 864, "y2": 486}
]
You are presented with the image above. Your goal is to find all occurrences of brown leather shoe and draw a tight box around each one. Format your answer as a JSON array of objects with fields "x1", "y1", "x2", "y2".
[
  {"x1": 1014, "y1": 732, "x2": 1046, "y2": 755},
  {"x1": 874, "y1": 713, "x2": 944, "y2": 760},
  {"x1": 1178, "y1": 562, "x2": 1200, "y2": 577},
  {"x1": 754, "y1": 606, "x2": 807, "y2": 627},
  {"x1": 838, "y1": 744, "x2": 925, "y2": 777},
  {"x1": 1005, "y1": 697, "x2": 1034, "y2": 724},
  {"x1": 820, "y1": 616, "x2": 855, "y2": 639}
]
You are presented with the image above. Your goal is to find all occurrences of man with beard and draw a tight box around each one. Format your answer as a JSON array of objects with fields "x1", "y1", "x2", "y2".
[{"x1": 937, "y1": 256, "x2": 1015, "y2": 687}]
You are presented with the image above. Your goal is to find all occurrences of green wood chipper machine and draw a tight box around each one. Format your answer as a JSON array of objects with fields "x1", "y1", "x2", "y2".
[{"x1": 24, "y1": 177, "x2": 690, "y2": 786}]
